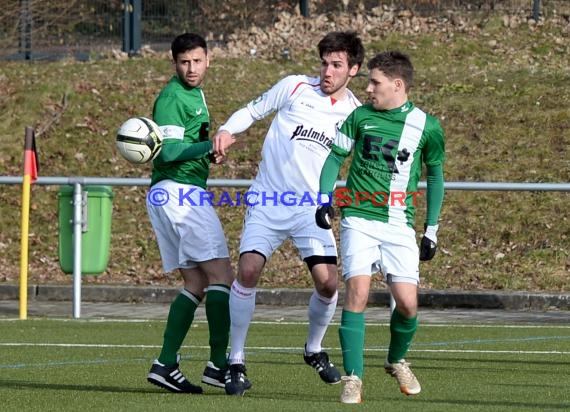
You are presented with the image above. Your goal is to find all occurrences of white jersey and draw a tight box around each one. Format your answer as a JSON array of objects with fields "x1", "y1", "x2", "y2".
[{"x1": 247, "y1": 74, "x2": 360, "y2": 202}]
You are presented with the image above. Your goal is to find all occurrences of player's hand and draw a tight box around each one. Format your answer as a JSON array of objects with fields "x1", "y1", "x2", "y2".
[
  {"x1": 419, "y1": 236, "x2": 437, "y2": 261},
  {"x1": 419, "y1": 224, "x2": 438, "y2": 261},
  {"x1": 315, "y1": 205, "x2": 335, "y2": 230},
  {"x1": 208, "y1": 151, "x2": 226, "y2": 164},
  {"x1": 213, "y1": 129, "x2": 235, "y2": 156}
]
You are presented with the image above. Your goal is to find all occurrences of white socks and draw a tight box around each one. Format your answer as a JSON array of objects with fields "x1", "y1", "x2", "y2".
[
  {"x1": 229, "y1": 283, "x2": 338, "y2": 359},
  {"x1": 228, "y1": 280, "x2": 256, "y2": 364},
  {"x1": 305, "y1": 290, "x2": 338, "y2": 354}
]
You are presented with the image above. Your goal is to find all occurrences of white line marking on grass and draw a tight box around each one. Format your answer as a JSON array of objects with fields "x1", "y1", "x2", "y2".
[
  {"x1": 1, "y1": 319, "x2": 569, "y2": 328},
  {"x1": 412, "y1": 349, "x2": 570, "y2": 354},
  {"x1": 414, "y1": 336, "x2": 570, "y2": 347},
  {"x1": 411, "y1": 324, "x2": 570, "y2": 329},
  {"x1": 0, "y1": 358, "x2": 149, "y2": 369},
  {"x1": 0, "y1": 343, "x2": 569, "y2": 355},
  {"x1": 0, "y1": 318, "x2": 152, "y2": 323},
  {"x1": 0, "y1": 343, "x2": 160, "y2": 348},
  {"x1": 228, "y1": 321, "x2": 570, "y2": 329}
]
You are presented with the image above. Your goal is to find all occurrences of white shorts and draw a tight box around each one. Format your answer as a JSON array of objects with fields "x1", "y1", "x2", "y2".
[
  {"x1": 146, "y1": 180, "x2": 229, "y2": 273},
  {"x1": 340, "y1": 216, "x2": 419, "y2": 284},
  {"x1": 239, "y1": 193, "x2": 336, "y2": 260}
]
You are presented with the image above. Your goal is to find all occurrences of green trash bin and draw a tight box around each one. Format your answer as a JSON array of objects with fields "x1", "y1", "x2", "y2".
[{"x1": 58, "y1": 185, "x2": 114, "y2": 275}]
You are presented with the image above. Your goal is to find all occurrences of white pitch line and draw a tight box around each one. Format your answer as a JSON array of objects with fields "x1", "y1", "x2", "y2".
[
  {"x1": 0, "y1": 342, "x2": 161, "y2": 348},
  {"x1": 1, "y1": 318, "x2": 569, "y2": 329},
  {"x1": 0, "y1": 342, "x2": 568, "y2": 355},
  {"x1": 252, "y1": 321, "x2": 570, "y2": 329},
  {"x1": 412, "y1": 349, "x2": 570, "y2": 354}
]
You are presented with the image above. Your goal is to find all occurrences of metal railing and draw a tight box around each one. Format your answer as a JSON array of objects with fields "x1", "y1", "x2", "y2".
[{"x1": 3, "y1": 176, "x2": 570, "y2": 191}]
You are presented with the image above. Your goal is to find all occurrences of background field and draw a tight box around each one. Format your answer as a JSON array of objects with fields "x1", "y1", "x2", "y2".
[
  {"x1": 1, "y1": 318, "x2": 569, "y2": 411},
  {"x1": 0, "y1": 5, "x2": 568, "y2": 291}
]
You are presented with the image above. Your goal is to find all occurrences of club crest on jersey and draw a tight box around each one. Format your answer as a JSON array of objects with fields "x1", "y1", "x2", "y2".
[
  {"x1": 397, "y1": 148, "x2": 410, "y2": 164},
  {"x1": 290, "y1": 124, "x2": 334, "y2": 149},
  {"x1": 252, "y1": 93, "x2": 265, "y2": 104}
]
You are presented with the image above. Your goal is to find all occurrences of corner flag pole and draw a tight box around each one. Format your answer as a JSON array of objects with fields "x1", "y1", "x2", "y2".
[{"x1": 20, "y1": 126, "x2": 38, "y2": 320}]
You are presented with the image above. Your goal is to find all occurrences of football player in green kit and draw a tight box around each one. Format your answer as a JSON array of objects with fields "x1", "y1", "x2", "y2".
[
  {"x1": 146, "y1": 32, "x2": 245, "y2": 394},
  {"x1": 316, "y1": 50, "x2": 445, "y2": 404}
]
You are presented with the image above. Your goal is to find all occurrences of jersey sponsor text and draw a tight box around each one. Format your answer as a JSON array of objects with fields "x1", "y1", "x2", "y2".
[{"x1": 291, "y1": 124, "x2": 334, "y2": 149}]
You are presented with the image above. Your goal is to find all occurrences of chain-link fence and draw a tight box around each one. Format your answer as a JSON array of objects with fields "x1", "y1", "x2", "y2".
[{"x1": 1, "y1": 0, "x2": 567, "y2": 60}]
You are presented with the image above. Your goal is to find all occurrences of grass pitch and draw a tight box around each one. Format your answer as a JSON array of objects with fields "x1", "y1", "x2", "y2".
[{"x1": 1, "y1": 319, "x2": 569, "y2": 411}]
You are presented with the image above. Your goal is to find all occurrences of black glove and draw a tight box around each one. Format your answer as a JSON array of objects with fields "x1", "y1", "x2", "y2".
[
  {"x1": 315, "y1": 205, "x2": 335, "y2": 229},
  {"x1": 419, "y1": 235, "x2": 437, "y2": 261}
]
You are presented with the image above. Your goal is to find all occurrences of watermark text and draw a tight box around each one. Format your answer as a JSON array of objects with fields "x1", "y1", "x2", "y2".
[{"x1": 146, "y1": 188, "x2": 423, "y2": 207}]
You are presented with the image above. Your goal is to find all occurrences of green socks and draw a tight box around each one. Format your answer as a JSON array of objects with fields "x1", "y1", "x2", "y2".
[
  {"x1": 205, "y1": 284, "x2": 231, "y2": 369},
  {"x1": 158, "y1": 289, "x2": 200, "y2": 366},
  {"x1": 157, "y1": 285, "x2": 231, "y2": 369},
  {"x1": 387, "y1": 309, "x2": 418, "y2": 363},
  {"x1": 324, "y1": 308, "x2": 418, "y2": 377},
  {"x1": 339, "y1": 309, "x2": 365, "y2": 378}
]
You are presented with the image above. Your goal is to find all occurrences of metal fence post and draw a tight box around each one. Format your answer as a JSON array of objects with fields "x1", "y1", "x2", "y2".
[
  {"x1": 122, "y1": 0, "x2": 131, "y2": 54},
  {"x1": 130, "y1": 0, "x2": 142, "y2": 56},
  {"x1": 122, "y1": 0, "x2": 141, "y2": 56},
  {"x1": 19, "y1": 0, "x2": 32, "y2": 60},
  {"x1": 532, "y1": 0, "x2": 541, "y2": 21},
  {"x1": 300, "y1": 0, "x2": 309, "y2": 17},
  {"x1": 72, "y1": 182, "x2": 83, "y2": 318}
]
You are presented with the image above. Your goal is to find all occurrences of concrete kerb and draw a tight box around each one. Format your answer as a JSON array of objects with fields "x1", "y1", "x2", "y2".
[{"x1": 0, "y1": 284, "x2": 569, "y2": 311}]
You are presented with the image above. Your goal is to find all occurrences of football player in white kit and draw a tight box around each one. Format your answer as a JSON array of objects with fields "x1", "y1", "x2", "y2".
[{"x1": 213, "y1": 31, "x2": 365, "y2": 396}]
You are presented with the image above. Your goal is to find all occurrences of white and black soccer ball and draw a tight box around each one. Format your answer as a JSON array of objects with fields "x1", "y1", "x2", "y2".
[{"x1": 116, "y1": 117, "x2": 163, "y2": 164}]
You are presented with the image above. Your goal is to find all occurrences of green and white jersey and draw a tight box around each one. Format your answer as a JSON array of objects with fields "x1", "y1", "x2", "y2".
[
  {"x1": 150, "y1": 76, "x2": 210, "y2": 188},
  {"x1": 332, "y1": 101, "x2": 445, "y2": 227}
]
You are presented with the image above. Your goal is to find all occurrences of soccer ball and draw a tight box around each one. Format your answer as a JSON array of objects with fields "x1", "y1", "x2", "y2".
[{"x1": 116, "y1": 117, "x2": 163, "y2": 164}]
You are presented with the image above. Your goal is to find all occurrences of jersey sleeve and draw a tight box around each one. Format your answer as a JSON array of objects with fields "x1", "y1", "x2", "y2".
[
  {"x1": 319, "y1": 111, "x2": 359, "y2": 195},
  {"x1": 246, "y1": 75, "x2": 305, "y2": 120},
  {"x1": 422, "y1": 115, "x2": 445, "y2": 166},
  {"x1": 319, "y1": 151, "x2": 345, "y2": 196},
  {"x1": 158, "y1": 140, "x2": 212, "y2": 162},
  {"x1": 332, "y1": 109, "x2": 358, "y2": 156},
  {"x1": 218, "y1": 106, "x2": 256, "y2": 135},
  {"x1": 425, "y1": 164, "x2": 444, "y2": 226},
  {"x1": 153, "y1": 91, "x2": 186, "y2": 137},
  {"x1": 423, "y1": 115, "x2": 445, "y2": 226}
]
